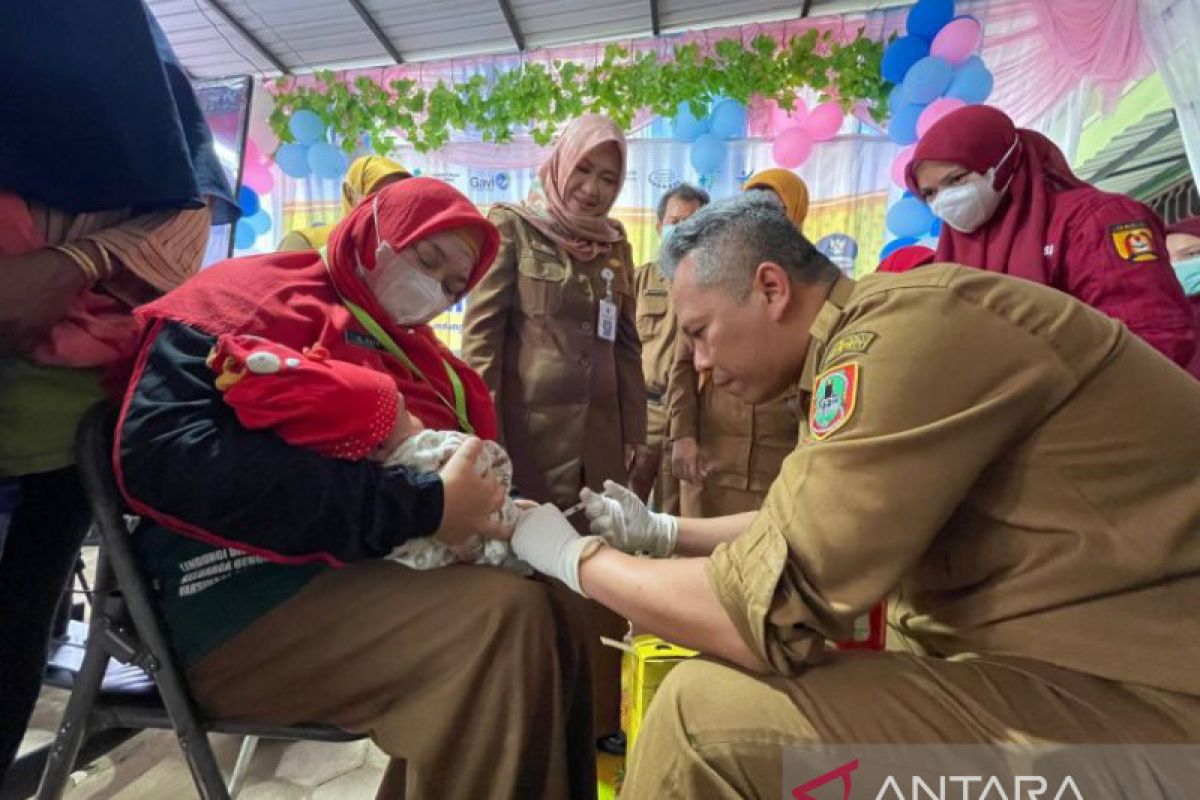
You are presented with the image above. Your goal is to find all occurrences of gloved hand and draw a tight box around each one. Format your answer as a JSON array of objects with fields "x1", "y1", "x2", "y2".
[
  {"x1": 578, "y1": 480, "x2": 677, "y2": 558},
  {"x1": 510, "y1": 504, "x2": 605, "y2": 596}
]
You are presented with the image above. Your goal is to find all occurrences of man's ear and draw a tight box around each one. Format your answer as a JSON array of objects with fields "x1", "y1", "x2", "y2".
[{"x1": 754, "y1": 261, "x2": 793, "y2": 320}]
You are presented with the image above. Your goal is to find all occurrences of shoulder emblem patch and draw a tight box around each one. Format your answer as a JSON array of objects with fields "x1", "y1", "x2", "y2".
[
  {"x1": 822, "y1": 331, "x2": 877, "y2": 367},
  {"x1": 1109, "y1": 222, "x2": 1158, "y2": 263},
  {"x1": 809, "y1": 362, "x2": 860, "y2": 439}
]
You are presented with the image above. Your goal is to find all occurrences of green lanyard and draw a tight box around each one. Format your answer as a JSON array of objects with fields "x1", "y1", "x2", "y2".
[{"x1": 320, "y1": 248, "x2": 474, "y2": 434}]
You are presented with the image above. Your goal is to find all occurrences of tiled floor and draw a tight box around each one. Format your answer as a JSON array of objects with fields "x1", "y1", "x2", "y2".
[{"x1": 21, "y1": 686, "x2": 624, "y2": 798}]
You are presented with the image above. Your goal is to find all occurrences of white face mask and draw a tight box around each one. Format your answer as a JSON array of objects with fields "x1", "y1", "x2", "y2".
[
  {"x1": 929, "y1": 137, "x2": 1021, "y2": 234},
  {"x1": 360, "y1": 199, "x2": 452, "y2": 326}
]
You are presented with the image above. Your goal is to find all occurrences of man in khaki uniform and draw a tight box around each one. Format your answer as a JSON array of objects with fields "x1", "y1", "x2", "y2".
[
  {"x1": 632, "y1": 183, "x2": 709, "y2": 512},
  {"x1": 507, "y1": 194, "x2": 1200, "y2": 798}
]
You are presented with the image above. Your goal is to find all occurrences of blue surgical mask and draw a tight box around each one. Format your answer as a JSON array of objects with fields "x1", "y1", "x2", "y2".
[{"x1": 1174, "y1": 256, "x2": 1200, "y2": 297}]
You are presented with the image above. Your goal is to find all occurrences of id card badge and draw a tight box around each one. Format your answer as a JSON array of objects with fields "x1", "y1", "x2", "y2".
[{"x1": 597, "y1": 299, "x2": 618, "y2": 342}]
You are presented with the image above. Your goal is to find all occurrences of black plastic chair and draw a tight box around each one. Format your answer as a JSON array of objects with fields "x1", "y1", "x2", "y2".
[{"x1": 37, "y1": 404, "x2": 365, "y2": 800}]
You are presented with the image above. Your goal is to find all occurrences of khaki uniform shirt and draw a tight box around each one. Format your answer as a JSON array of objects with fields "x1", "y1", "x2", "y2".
[
  {"x1": 462, "y1": 208, "x2": 647, "y2": 508},
  {"x1": 709, "y1": 265, "x2": 1200, "y2": 695},
  {"x1": 633, "y1": 261, "x2": 676, "y2": 399},
  {"x1": 669, "y1": 335, "x2": 799, "y2": 497}
]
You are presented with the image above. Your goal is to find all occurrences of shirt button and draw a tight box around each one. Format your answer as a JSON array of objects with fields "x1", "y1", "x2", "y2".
[
  {"x1": 581, "y1": 321, "x2": 593, "y2": 333},
  {"x1": 579, "y1": 358, "x2": 591, "y2": 369}
]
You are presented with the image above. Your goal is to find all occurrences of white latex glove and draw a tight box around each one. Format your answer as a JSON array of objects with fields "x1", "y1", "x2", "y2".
[
  {"x1": 510, "y1": 504, "x2": 604, "y2": 596},
  {"x1": 578, "y1": 480, "x2": 677, "y2": 558}
]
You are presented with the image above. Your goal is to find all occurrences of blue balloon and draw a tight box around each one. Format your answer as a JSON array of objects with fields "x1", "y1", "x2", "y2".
[
  {"x1": 710, "y1": 99, "x2": 748, "y2": 140},
  {"x1": 888, "y1": 103, "x2": 925, "y2": 145},
  {"x1": 275, "y1": 143, "x2": 311, "y2": 178},
  {"x1": 881, "y1": 36, "x2": 930, "y2": 84},
  {"x1": 246, "y1": 209, "x2": 272, "y2": 236},
  {"x1": 887, "y1": 83, "x2": 908, "y2": 114},
  {"x1": 289, "y1": 110, "x2": 325, "y2": 147},
  {"x1": 879, "y1": 236, "x2": 919, "y2": 261},
  {"x1": 234, "y1": 218, "x2": 257, "y2": 250},
  {"x1": 689, "y1": 134, "x2": 726, "y2": 174},
  {"x1": 930, "y1": 217, "x2": 943, "y2": 236},
  {"x1": 903, "y1": 56, "x2": 955, "y2": 104},
  {"x1": 907, "y1": 0, "x2": 955, "y2": 41},
  {"x1": 237, "y1": 185, "x2": 260, "y2": 217},
  {"x1": 886, "y1": 197, "x2": 937, "y2": 238},
  {"x1": 307, "y1": 142, "x2": 348, "y2": 180},
  {"x1": 672, "y1": 102, "x2": 711, "y2": 142},
  {"x1": 947, "y1": 56, "x2": 994, "y2": 104}
]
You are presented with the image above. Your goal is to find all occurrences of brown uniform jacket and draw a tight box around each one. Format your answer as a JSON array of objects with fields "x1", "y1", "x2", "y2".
[
  {"x1": 462, "y1": 207, "x2": 647, "y2": 508},
  {"x1": 669, "y1": 334, "x2": 799, "y2": 497},
  {"x1": 709, "y1": 265, "x2": 1200, "y2": 695},
  {"x1": 633, "y1": 260, "x2": 676, "y2": 399}
]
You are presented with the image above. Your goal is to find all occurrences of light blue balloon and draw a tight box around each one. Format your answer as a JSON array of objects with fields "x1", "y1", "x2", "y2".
[
  {"x1": 888, "y1": 103, "x2": 926, "y2": 145},
  {"x1": 289, "y1": 110, "x2": 325, "y2": 146},
  {"x1": 907, "y1": 0, "x2": 955, "y2": 41},
  {"x1": 246, "y1": 209, "x2": 272, "y2": 236},
  {"x1": 710, "y1": 99, "x2": 748, "y2": 140},
  {"x1": 887, "y1": 84, "x2": 908, "y2": 114},
  {"x1": 689, "y1": 134, "x2": 726, "y2": 174},
  {"x1": 947, "y1": 56, "x2": 994, "y2": 104},
  {"x1": 307, "y1": 142, "x2": 348, "y2": 180},
  {"x1": 886, "y1": 197, "x2": 937, "y2": 238},
  {"x1": 903, "y1": 56, "x2": 955, "y2": 105},
  {"x1": 879, "y1": 235, "x2": 919, "y2": 261},
  {"x1": 234, "y1": 218, "x2": 258, "y2": 249},
  {"x1": 275, "y1": 143, "x2": 311, "y2": 178},
  {"x1": 672, "y1": 102, "x2": 711, "y2": 143},
  {"x1": 930, "y1": 217, "x2": 943, "y2": 237},
  {"x1": 881, "y1": 36, "x2": 930, "y2": 84}
]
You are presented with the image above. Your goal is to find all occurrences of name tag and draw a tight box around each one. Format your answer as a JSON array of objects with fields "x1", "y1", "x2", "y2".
[
  {"x1": 346, "y1": 330, "x2": 383, "y2": 352},
  {"x1": 597, "y1": 299, "x2": 618, "y2": 342}
]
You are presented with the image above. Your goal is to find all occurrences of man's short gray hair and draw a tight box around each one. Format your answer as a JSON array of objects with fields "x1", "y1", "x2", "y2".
[{"x1": 660, "y1": 193, "x2": 839, "y2": 297}]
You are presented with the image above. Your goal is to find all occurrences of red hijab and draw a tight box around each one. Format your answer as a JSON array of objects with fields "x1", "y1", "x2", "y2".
[
  {"x1": 134, "y1": 178, "x2": 501, "y2": 438},
  {"x1": 905, "y1": 105, "x2": 1088, "y2": 283}
]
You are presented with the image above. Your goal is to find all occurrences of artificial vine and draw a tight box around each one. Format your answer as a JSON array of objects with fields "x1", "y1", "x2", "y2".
[{"x1": 269, "y1": 30, "x2": 890, "y2": 154}]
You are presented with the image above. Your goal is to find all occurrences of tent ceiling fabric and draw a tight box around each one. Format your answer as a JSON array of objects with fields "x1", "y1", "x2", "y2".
[
  {"x1": 1075, "y1": 108, "x2": 1191, "y2": 201},
  {"x1": 147, "y1": 0, "x2": 886, "y2": 78}
]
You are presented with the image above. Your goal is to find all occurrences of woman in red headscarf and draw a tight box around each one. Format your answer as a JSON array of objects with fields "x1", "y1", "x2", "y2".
[
  {"x1": 112, "y1": 178, "x2": 597, "y2": 799},
  {"x1": 907, "y1": 105, "x2": 1196, "y2": 369}
]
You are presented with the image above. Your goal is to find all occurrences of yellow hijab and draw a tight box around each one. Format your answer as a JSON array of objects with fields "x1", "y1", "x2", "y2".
[
  {"x1": 277, "y1": 155, "x2": 411, "y2": 252},
  {"x1": 341, "y1": 155, "x2": 411, "y2": 216},
  {"x1": 743, "y1": 168, "x2": 810, "y2": 230}
]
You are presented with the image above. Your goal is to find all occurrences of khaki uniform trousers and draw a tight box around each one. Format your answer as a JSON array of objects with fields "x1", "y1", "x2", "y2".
[
  {"x1": 189, "y1": 561, "x2": 597, "y2": 800},
  {"x1": 646, "y1": 398, "x2": 680, "y2": 515},
  {"x1": 622, "y1": 652, "x2": 1200, "y2": 799}
]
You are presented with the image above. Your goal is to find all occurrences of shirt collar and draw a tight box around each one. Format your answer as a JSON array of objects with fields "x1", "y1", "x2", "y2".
[{"x1": 799, "y1": 275, "x2": 856, "y2": 393}]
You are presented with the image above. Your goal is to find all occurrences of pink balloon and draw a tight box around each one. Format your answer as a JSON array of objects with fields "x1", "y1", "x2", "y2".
[
  {"x1": 891, "y1": 145, "x2": 916, "y2": 189},
  {"x1": 772, "y1": 127, "x2": 813, "y2": 169},
  {"x1": 805, "y1": 102, "x2": 844, "y2": 141},
  {"x1": 244, "y1": 138, "x2": 263, "y2": 164},
  {"x1": 930, "y1": 17, "x2": 982, "y2": 66},
  {"x1": 770, "y1": 98, "x2": 809, "y2": 133},
  {"x1": 243, "y1": 161, "x2": 275, "y2": 195},
  {"x1": 916, "y1": 98, "x2": 967, "y2": 139}
]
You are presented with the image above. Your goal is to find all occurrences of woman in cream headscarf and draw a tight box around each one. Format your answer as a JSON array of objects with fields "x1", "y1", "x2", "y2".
[
  {"x1": 277, "y1": 155, "x2": 411, "y2": 251},
  {"x1": 462, "y1": 113, "x2": 648, "y2": 744},
  {"x1": 668, "y1": 167, "x2": 807, "y2": 520}
]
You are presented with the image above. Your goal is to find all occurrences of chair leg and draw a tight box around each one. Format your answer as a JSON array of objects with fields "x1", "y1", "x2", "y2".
[
  {"x1": 227, "y1": 735, "x2": 260, "y2": 798},
  {"x1": 35, "y1": 635, "x2": 111, "y2": 799},
  {"x1": 173, "y1": 724, "x2": 231, "y2": 800}
]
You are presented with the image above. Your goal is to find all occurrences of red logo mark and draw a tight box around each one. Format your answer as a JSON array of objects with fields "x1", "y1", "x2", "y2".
[{"x1": 792, "y1": 758, "x2": 859, "y2": 800}]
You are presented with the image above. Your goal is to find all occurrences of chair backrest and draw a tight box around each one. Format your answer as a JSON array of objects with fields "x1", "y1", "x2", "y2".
[{"x1": 74, "y1": 403, "x2": 193, "y2": 683}]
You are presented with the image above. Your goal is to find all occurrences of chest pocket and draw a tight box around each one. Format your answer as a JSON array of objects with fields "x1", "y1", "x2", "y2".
[
  {"x1": 636, "y1": 289, "x2": 670, "y2": 338},
  {"x1": 516, "y1": 225, "x2": 568, "y2": 317}
]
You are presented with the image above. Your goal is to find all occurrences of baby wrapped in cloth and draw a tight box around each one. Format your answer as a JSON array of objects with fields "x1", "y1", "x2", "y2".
[{"x1": 208, "y1": 333, "x2": 527, "y2": 572}]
